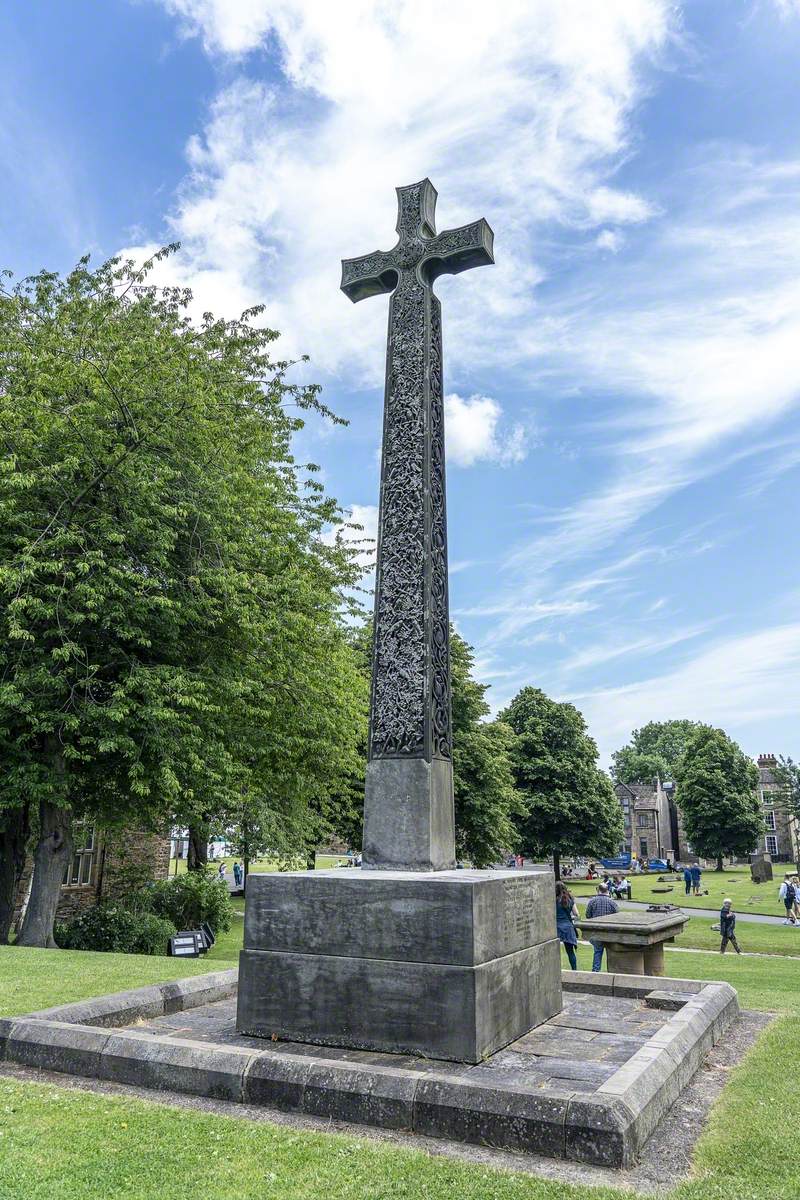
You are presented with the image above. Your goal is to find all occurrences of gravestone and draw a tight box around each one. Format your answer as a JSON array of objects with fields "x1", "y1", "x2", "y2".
[
  {"x1": 750, "y1": 851, "x2": 773, "y2": 883},
  {"x1": 237, "y1": 180, "x2": 562, "y2": 1063}
]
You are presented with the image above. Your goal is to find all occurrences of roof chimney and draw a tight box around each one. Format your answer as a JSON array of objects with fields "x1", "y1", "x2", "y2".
[{"x1": 757, "y1": 753, "x2": 777, "y2": 768}]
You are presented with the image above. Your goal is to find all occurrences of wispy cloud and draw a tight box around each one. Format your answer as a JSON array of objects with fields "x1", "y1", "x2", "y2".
[
  {"x1": 574, "y1": 622, "x2": 800, "y2": 759},
  {"x1": 558, "y1": 623, "x2": 712, "y2": 675},
  {"x1": 501, "y1": 152, "x2": 800, "y2": 575}
]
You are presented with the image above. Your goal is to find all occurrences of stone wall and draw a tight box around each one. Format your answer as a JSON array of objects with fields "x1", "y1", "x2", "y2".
[
  {"x1": 757, "y1": 754, "x2": 799, "y2": 864},
  {"x1": 12, "y1": 824, "x2": 172, "y2": 931}
]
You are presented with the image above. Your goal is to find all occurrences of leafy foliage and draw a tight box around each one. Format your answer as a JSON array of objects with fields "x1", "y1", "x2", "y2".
[
  {"x1": 772, "y1": 756, "x2": 800, "y2": 841},
  {"x1": 56, "y1": 905, "x2": 176, "y2": 956},
  {"x1": 132, "y1": 869, "x2": 233, "y2": 934},
  {"x1": 332, "y1": 624, "x2": 520, "y2": 866},
  {"x1": 501, "y1": 687, "x2": 623, "y2": 868},
  {"x1": 0, "y1": 249, "x2": 365, "y2": 941},
  {"x1": 675, "y1": 726, "x2": 763, "y2": 864},
  {"x1": 450, "y1": 633, "x2": 521, "y2": 867},
  {"x1": 611, "y1": 719, "x2": 704, "y2": 784}
]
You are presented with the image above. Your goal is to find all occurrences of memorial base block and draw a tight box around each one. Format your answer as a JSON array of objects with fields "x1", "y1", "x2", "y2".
[{"x1": 237, "y1": 868, "x2": 562, "y2": 1064}]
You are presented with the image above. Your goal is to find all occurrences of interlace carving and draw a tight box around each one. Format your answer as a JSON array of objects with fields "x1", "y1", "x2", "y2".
[{"x1": 341, "y1": 180, "x2": 493, "y2": 764}]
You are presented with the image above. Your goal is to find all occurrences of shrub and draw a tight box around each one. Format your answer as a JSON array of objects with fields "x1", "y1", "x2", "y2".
[
  {"x1": 56, "y1": 905, "x2": 176, "y2": 955},
  {"x1": 134, "y1": 869, "x2": 233, "y2": 935}
]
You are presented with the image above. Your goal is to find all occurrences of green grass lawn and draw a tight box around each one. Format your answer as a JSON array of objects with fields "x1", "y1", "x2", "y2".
[
  {"x1": 1, "y1": 914, "x2": 799, "y2": 1198},
  {"x1": 568, "y1": 866, "x2": 791, "y2": 917},
  {"x1": 168, "y1": 853, "x2": 351, "y2": 876}
]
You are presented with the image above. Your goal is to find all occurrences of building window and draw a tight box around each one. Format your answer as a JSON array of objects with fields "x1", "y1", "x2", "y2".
[
  {"x1": 639, "y1": 837, "x2": 649, "y2": 857},
  {"x1": 636, "y1": 812, "x2": 655, "y2": 829},
  {"x1": 766, "y1": 810, "x2": 776, "y2": 831},
  {"x1": 63, "y1": 825, "x2": 97, "y2": 887},
  {"x1": 766, "y1": 835, "x2": 779, "y2": 857}
]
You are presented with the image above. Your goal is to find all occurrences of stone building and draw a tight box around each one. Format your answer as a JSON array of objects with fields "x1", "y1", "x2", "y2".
[
  {"x1": 13, "y1": 823, "x2": 171, "y2": 929},
  {"x1": 615, "y1": 778, "x2": 690, "y2": 862},
  {"x1": 755, "y1": 753, "x2": 799, "y2": 866}
]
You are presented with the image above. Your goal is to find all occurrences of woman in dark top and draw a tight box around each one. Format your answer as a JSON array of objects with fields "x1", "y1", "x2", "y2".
[{"x1": 555, "y1": 880, "x2": 579, "y2": 969}]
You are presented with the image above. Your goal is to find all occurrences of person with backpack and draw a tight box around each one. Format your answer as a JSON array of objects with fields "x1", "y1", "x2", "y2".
[
  {"x1": 779, "y1": 875, "x2": 797, "y2": 925},
  {"x1": 719, "y1": 899, "x2": 741, "y2": 954}
]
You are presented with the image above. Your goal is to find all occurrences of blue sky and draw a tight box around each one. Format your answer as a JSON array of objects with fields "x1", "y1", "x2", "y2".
[{"x1": 3, "y1": 0, "x2": 800, "y2": 765}]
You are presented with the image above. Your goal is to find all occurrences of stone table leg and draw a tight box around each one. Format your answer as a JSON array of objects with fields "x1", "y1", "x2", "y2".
[
  {"x1": 606, "y1": 945, "x2": 645, "y2": 975},
  {"x1": 643, "y1": 944, "x2": 665, "y2": 976}
]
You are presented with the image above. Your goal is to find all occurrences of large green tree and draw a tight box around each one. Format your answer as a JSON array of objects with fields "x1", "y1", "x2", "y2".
[
  {"x1": 501, "y1": 687, "x2": 623, "y2": 879},
  {"x1": 450, "y1": 633, "x2": 521, "y2": 867},
  {"x1": 0, "y1": 250, "x2": 364, "y2": 945},
  {"x1": 675, "y1": 727, "x2": 762, "y2": 870},
  {"x1": 611, "y1": 719, "x2": 703, "y2": 785},
  {"x1": 764, "y1": 756, "x2": 800, "y2": 872},
  {"x1": 332, "y1": 625, "x2": 520, "y2": 867}
]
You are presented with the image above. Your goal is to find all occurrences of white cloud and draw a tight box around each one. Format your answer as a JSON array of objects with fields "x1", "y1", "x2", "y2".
[
  {"x1": 444, "y1": 393, "x2": 528, "y2": 468},
  {"x1": 135, "y1": 0, "x2": 670, "y2": 378},
  {"x1": 586, "y1": 186, "x2": 654, "y2": 224},
  {"x1": 596, "y1": 228, "x2": 624, "y2": 252},
  {"x1": 324, "y1": 502, "x2": 378, "y2": 573}
]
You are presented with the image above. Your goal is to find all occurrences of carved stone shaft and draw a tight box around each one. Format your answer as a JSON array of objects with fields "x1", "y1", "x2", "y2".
[{"x1": 342, "y1": 179, "x2": 493, "y2": 870}]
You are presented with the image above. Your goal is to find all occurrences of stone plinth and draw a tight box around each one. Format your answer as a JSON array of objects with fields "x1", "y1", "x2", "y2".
[
  {"x1": 237, "y1": 868, "x2": 562, "y2": 1063},
  {"x1": 576, "y1": 909, "x2": 688, "y2": 976}
]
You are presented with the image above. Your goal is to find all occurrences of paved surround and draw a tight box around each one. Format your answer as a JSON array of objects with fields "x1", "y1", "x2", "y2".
[{"x1": 0, "y1": 969, "x2": 737, "y2": 1167}]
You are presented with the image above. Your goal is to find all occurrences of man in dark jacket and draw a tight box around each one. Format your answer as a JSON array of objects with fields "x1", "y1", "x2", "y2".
[
  {"x1": 683, "y1": 866, "x2": 692, "y2": 896},
  {"x1": 720, "y1": 899, "x2": 741, "y2": 954}
]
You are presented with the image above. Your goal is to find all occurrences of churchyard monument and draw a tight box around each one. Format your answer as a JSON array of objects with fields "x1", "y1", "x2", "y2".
[
  {"x1": 236, "y1": 179, "x2": 563, "y2": 1061},
  {"x1": 0, "y1": 181, "x2": 743, "y2": 1170}
]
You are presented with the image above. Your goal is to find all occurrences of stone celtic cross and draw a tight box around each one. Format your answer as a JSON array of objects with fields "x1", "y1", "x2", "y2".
[{"x1": 342, "y1": 179, "x2": 494, "y2": 870}]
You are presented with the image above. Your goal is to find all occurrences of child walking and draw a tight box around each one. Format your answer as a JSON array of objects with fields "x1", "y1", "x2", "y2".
[{"x1": 719, "y1": 899, "x2": 741, "y2": 954}]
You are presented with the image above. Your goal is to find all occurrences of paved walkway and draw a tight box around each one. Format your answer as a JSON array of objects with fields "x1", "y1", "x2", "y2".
[{"x1": 610, "y1": 898, "x2": 790, "y2": 926}]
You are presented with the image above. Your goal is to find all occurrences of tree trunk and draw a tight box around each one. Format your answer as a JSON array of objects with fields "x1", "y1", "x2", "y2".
[
  {"x1": 715, "y1": 855, "x2": 724, "y2": 872},
  {"x1": 17, "y1": 799, "x2": 72, "y2": 948},
  {"x1": 552, "y1": 850, "x2": 561, "y2": 881},
  {"x1": 0, "y1": 803, "x2": 31, "y2": 944},
  {"x1": 243, "y1": 853, "x2": 250, "y2": 886},
  {"x1": 187, "y1": 823, "x2": 209, "y2": 870}
]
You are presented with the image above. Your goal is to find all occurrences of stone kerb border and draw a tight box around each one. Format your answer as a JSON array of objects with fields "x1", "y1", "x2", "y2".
[{"x1": 0, "y1": 969, "x2": 739, "y2": 1168}]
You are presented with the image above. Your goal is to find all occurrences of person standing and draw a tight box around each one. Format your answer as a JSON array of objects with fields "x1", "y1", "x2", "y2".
[
  {"x1": 792, "y1": 876, "x2": 800, "y2": 922},
  {"x1": 217, "y1": 862, "x2": 226, "y2": 884},
  {"x1": 779, "y1": 875, "x2": 797, "y2": 925},
  {"x1": 232, "y1": 861, "x2": 242, "y2": 889},
  {"x1": 690, "y1": 863, "x2": 702, "y2": 896},
  {"x1": 585, "y1": 883, "x2": 618, "y2": 971},
  {"x1": 719, "y1": 899, "x2": 741, "y2": 954},
  {"x1": 555, "y1": 881, "x2": 579, "y2": 970},
  {"x1": 683, "y1": 866, "x2": 692, "y2": 896}
]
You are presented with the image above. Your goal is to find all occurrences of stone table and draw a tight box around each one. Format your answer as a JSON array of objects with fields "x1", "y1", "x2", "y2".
[{"x1": 575, "y1": 909, "x2": 688, "y2": 976}]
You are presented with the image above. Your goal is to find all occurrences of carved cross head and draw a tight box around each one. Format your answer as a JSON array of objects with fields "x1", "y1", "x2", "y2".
[{"x1": 341, "y1": 179, "x2": 494, "y2": 303}]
